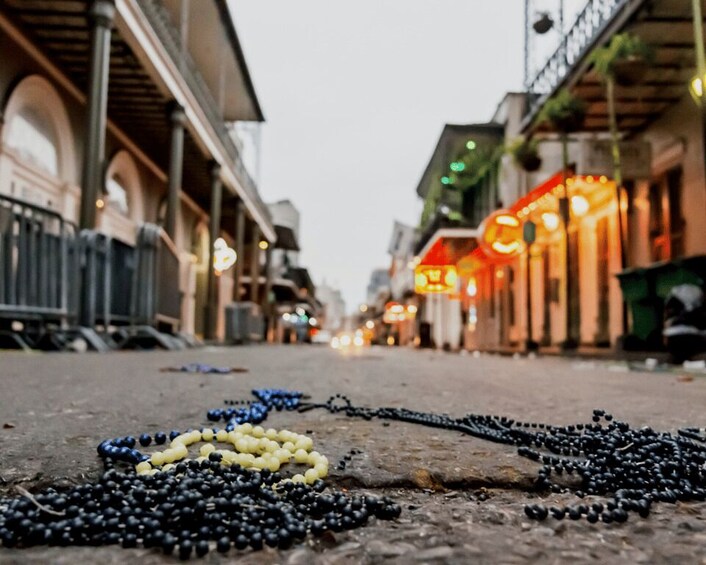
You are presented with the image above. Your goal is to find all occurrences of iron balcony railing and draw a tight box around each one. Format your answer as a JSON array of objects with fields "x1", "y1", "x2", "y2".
[
  {"x1": 526, "y1": 0, "x2": 628, "y2": 114},
  {"x1": 136, "y1": 0, "x2": 272, "y2": 228}
]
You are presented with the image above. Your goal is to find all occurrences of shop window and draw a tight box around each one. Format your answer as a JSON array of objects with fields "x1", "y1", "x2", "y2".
[
  {"x1": 649, "y1": 165, "x2": 684, "y2": 262},
  {"x1": 6, "y1": 109, "x2": 58, "y2": 176},
  {"x1": 105, "y1": 175, "x2": 129, "y2": 216}
]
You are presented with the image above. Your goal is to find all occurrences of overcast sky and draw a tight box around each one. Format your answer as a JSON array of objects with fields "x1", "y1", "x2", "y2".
[{"x1": 230, "y1": 1, "x2": 526, "y2": 311}]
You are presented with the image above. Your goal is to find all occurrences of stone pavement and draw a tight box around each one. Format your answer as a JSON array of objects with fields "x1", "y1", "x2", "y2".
[{"x1": 2, "y1": 345, "x2": 706, "y2": 563}]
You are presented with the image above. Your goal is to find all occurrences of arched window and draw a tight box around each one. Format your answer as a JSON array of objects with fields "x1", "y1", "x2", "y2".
[
  {"x1": 104, "y1": 150, "x2": 143, "y2": 222},
  {"x1": 105, "y1": 174, "x2": 129, "y2": 216},
  {"x1": 5, "y1": 108, "x2": 58, "y2": 176},
  {"x1": 2, "y1": 75, "x2": 76, "y2": 184}
]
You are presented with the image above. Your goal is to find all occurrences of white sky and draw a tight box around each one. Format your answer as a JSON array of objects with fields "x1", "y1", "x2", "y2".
[{"x1": 231, "y1": 1, "x2": 527, "y2": 311}]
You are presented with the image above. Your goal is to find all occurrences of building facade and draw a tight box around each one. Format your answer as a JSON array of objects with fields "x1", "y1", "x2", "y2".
[
  {"x1": 410, "y1": 0, "x2": 706, "y2": 355},
  {"x1": 0, "y1": 0, "x2": 275, "y2": 349}
]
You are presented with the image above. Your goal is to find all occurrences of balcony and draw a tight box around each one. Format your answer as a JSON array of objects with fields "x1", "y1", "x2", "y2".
[
  {"x1": 136, "y1": 0, "x2": 271, "y2": 224},
  {"x1": 526, "y1": 0, "x2": 637, "y2": 119}
]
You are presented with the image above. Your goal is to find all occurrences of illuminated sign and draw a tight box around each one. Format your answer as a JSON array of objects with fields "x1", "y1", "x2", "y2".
[
  {"x1": 213, "y1": 237, "x2": 237, "y2": 275},
  {"x1": 383, "y1": 302, "x2": 418, "y2": 323},
  {"x1": 479, "y1": 210, "x2": 524, "y2": 261},
  {"x1": 414, "y1": 265, "x2": 458, "y2": 294}
]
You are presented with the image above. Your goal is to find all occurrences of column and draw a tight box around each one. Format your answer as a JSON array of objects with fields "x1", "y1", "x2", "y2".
[
  {"x1": 165, "y1": 103, "x2": 186, "y2": 241},
  {"x1": 262, "y1": 246, "x2": 273, "y2": 341},
  {"x1": 233, "y1": 200, "x2": 245, "y2": 303},
  {"x1": 79, "y1": 0, "x2": 115, "y2": 231},
  {"x1": 204, "y1": 162, "x2": 222, "y2": 340},
  {"x1": 250, "y1": 225, "x2": 260, "y2": 305}
]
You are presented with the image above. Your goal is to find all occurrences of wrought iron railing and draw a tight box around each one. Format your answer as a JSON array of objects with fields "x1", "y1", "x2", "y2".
[
  {"x1": 526, "y1": 0, "x2": 628, "y2": 113},
  {"x1": 136, "y1": 0, "x2": 272, "y2": 228},
  {"x1": 0, "y1": 193, "x2": 78, "y2": 322}
]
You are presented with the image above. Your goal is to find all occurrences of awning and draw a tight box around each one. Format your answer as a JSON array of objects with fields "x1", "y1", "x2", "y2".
[
  {"x1": 510, "y1": 172, "x2": 565, "y2": 217},
  {"x1": 271, "y1": 278, "x2": 300, "y2": 303},
  {"x1": 274, "y1": 225, "x2": 300, "y2": 251},
  {"x1": 416, "y1": 228, "x2": 479, "y2": 266}
]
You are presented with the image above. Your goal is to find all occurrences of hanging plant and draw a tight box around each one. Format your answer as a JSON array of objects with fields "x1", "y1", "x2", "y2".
[
  {"x1": 507, "y1": 136, "x2": 542, "y2": 172},
  {"x1": 589, "y1": 32, "x2": 654, "y2": 87},
  {"x1": 536, "y1": 89, "x2": 586, "y2": 133},
  {"x1": 533, "y1": 12, "x2": 554, "y2": 34}
]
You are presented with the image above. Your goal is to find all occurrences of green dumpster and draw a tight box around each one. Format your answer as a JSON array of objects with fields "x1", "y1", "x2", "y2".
[{"x1": 617, "y1": 255, "x2": 706, "y2": 351}]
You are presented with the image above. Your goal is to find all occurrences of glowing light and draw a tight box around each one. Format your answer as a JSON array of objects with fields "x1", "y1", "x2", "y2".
[
  {"x1": 541, "y1": 212, "x2": 560, "y2": 231},
  {"x1": 340, "y1": 334, "x2": 352, "y2": 347},
  {"x1": 479, "y1": 210, "x2": 524, "y2": 260},
  {"x1": 691, "y1": 75, "x2": 704, "y2": 98},
  {"x1": 415, "y1": 272, "x2": 429, "y2": 288},
  {"x1": 414, "y1": 265, "x2": 457, "y2": 294},
  {"x1": 586, "y1": 175, "x2": 594, "y2": 183},
  {"x1": 407, "y1": 305, "x2": 418, "y2": 314},
  {"x1": 469, "y1": 305, "x2": 478, "y2": 325},
  {"x1": 309, "y1": 317, "x2": 317, "y2": 326},
  {"x1": 365, "y1": 320, "x2": 375, "y2": 329},
  {"x1": 450, "y1": 161, "x2": 466, "y2": 172},
  {"x1": 213, "y1": 237, "x2": 237, "y2": 275},
  {"x1": 495, "y1": 214, "x2": 521, "y2": 227},
  {"x1": 441, "y1": 176, "x2": 451, "y2": 185},
  {"x1": 571, "y1": 195, "x2": 590, "y2": 216},
  {"x1": 466, "y1": 140, "x2": 477, "y2": 150},
  {"x1": 96, "y1": 198, "x2": 105, "y2": 209},
  {"x1": 444, "y1": 269, "x2": 457, "y2": 286},
  {"x1": 359, "y1": 304, "x2": 368, "y2": 313},
  {"x1": 496, "y1": 269, "x2": 505, "y2": 279},
  {"x1": 491, "y1": 241, "x2": 521, "y2": 255},
  {"x1": 386, "y1": 336, "x2": 395, "y2": 346},
  {"x1": 354, "y1": 335, "x2": 364, "y2": 347},
  {"x1": 282, "y1": 313, "x2": 291, "y2": 321},
  {"x1": 599, "y1": 175, "x2": 608, "y2": 184},
  {"x1": 296, "y1": 307, "x2": 305, "y2": 316},
  {"x1": 466, "y1": 277, "x2": 478, "y2": 297},
  {"x1": 390, "y1": 304, "x2": 404, "y2": 314},
  {"x1": 331, "y1": 337, "x2": 340, "y2": 349},
  {"x1": 258, "y1": 240, "x2": 269, "y2": 250}
]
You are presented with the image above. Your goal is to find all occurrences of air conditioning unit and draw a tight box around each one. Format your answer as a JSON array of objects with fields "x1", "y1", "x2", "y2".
[{"x1": 225, "y1": 302, "x2": 264, "y2": 344}]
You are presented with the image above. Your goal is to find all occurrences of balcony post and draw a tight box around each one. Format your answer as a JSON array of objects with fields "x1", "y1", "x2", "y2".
[
  {"x1": 263, "y1": 245, "x2": 273, "y2": 341},
  {"x1": 250, "y1": 224, "x2": 261, "y2": 305},
  {"x1": 165, "y1": 103, "x2": 186, "y2": 241},
  {"x1": 233, "y1": 200, "x2": 245, "y2": 303},
  {"x1": 204, "y1": 162, "x2": 222, "y2": 340},
  {"x1": 79, "y1": 0, "x2": 115, "y2": 232}
]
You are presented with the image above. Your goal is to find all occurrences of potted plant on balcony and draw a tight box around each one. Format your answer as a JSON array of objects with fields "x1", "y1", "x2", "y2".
[
  {"x1": 589, "y1": 32, "x2": 654, "y2": 87},
  {"x1": 537, "y1": 89, "x2": 586, "y2": 133},
  {"x1": 508, "y1": 136, "x2": 542, "y2": 172}
]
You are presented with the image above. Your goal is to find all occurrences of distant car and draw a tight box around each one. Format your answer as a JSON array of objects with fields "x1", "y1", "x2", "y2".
[{"x1": 311, "y1": 330, "x2": 332, "y2": 345}]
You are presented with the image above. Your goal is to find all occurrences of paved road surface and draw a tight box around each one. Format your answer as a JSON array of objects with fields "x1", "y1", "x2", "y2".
[{"x1": 1, "y1": 345, "x2": 706, "y2": 563}]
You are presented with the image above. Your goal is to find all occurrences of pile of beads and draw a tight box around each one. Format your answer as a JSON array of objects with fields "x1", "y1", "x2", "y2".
[
  {"x1": 133, "y1": 424, "x2": 329, "y2": 485},
  {"x1": 302, "y1": 394, "x2": 706, "y2": 525},
  {"x1": 98, "y1": 389, "x2": 304, "y2": 467},
  {"x1": 0, "y1": 460, "x2": 401, "y2": 556}
]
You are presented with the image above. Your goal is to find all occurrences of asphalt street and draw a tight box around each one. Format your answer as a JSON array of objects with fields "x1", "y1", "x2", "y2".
[{"x1": 1, "y1": 345, "x2": 706, "y2": 563}]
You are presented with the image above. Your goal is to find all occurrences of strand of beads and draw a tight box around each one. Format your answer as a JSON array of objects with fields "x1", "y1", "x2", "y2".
[
  {"x1": 133, "y1": 424, "x2": 329, "y2": 485},
  {"x1": 97, "y1": 390, "x2": 305, "y2": 467}
]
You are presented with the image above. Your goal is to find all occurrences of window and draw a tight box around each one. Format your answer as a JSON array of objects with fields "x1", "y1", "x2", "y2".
[
  {"x1": 105, "y1": 175, "x2": 129, "y2": 216},
  {"x1": 6, "y1": 109, "x2": 58, "y2": 176}
]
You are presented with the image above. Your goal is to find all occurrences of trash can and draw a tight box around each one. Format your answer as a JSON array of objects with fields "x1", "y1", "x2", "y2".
[{"x1": 617, "y1": 255, "x2": 706, "y2": 351}]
